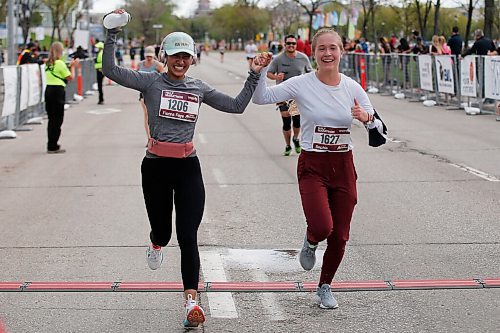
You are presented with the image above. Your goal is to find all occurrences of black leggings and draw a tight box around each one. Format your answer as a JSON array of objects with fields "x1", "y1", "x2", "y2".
[
  {"x1": 141, "y1": 156, "x2": 205, "y2": 291},
  {"x1": 45, "y1": 85, "x2": 66, "y2": 151}
]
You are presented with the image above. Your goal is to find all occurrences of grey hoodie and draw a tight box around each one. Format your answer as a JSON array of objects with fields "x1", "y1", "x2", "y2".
[{"x1": 102, "y1": 29, "x2": 261, "y2": 157}]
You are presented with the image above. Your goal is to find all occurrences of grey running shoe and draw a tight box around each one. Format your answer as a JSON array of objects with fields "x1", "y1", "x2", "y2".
[
  {"x1": 316, "y1": 284, "x2": 339, "y2": 309},
  {"x1": 146, "y1": 244, "x2": 163, "y2": 270},
  {"x1": 299, "y1": 236, "x2": 317, "y2": 271}
]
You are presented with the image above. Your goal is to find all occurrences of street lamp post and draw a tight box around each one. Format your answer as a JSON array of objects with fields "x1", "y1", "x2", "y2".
[
  {"x1": 7, "y1": 0, "x2": 17, "y2": 65},
  {"x1": 153, "y1": 24, "x2": 163, "y2": 45}
]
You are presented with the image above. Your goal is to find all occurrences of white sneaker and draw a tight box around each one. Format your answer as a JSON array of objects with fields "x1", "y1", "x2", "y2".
[
  {"x1": 146, "y1": 244, "x2": 163, "y2": 270},
  {"x1": 183, "y1": 294, "x2": 206, "y2": 328}
]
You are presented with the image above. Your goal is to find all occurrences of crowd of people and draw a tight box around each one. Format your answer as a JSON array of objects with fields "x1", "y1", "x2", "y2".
[{"x1": 342, "y1": 27, "x2": 498, "y2": 58}]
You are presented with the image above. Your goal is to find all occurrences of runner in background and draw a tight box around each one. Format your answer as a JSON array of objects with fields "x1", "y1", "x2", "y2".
[
  {"x1": 253, "y1": 28, "x2": 384, "y2": 309},
  {"x1": 102, "y1": 9, "x2": 268, "y2": 328},
  {"x1": 137, "y1": 46, "x2": 164, "y2": 141},
  {"x1": 266, "y1": 34, "x2": 313, "y2": 156},
  {"x1": 245, "y1": 40, "x2": 258, "y2": 69},
  {"x1": 218, "y1": 40, "x2": 226, "y2": 63}
]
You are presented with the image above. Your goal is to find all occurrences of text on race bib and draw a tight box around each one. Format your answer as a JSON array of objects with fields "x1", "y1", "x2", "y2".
[
  {"x1": 158, "y1": 90, "x2": 200, "y2": 122},
  {"x1": 312, "y1": 126, "x2": 350, "y2": 152}
]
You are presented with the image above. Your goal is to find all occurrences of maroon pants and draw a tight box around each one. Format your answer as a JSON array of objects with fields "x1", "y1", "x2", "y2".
[{"x1": 297, "y1": 150, "x2": 357, "y2": 285}]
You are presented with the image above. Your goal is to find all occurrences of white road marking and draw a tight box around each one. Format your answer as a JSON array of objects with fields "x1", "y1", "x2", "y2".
[
  {"x1": 199, "y1": 252, "x2": 238, "y2": 318},
  {"x1": 250, "y1": 264, "x2": 286, "y2": 321},
  {"x1": 212, "y1": 168, "x2": 228, "y2": 188},
  {"x1": 86, "y1": 108, "x2": 121, "y2": 115},
  {"x1": 197, "y1": 133, "x2": 207, "y2": 144},
  {"x1": 387, "y1": 137, "x2": 401, "y2": 143},
  {"x1": 450, "y1": 163, "x2": 500, "y2": 182}
]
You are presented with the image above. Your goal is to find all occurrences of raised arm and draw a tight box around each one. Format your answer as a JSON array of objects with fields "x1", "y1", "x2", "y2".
[
  {"x1": 102, "y1": 27, "x2": 155, "y2": 91},
  {"x1": 201, "y1": 69, "x2": 261, "y2": 114},
  {"x1": 202, "y1": 52, "x2": 270, "y2": 113}
]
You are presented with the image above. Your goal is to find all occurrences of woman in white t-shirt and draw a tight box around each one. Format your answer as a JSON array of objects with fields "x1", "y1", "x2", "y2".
[
  {"x1": 253, "y1": 28, "x2": 383, "y2": 309},
  {"x1": 245, "y1": 40, "x2": 258, "y2": 68}
]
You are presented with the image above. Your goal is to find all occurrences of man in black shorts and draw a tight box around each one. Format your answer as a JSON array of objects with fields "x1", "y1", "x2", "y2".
[{"x1": 267, "y1": 34, "x2": 313, "y2": 155}]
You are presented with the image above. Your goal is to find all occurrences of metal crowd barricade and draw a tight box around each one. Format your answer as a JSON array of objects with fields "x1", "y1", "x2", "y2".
[
  {"x1": 0, "y1": 58, "x2": 97, "y2": 136},
  {"x1": 341, "y1": 52, "x2": 498, "y2": 118}
]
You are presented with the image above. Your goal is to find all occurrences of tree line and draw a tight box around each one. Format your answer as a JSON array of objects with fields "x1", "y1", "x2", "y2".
[{"x1": 0, "y1": 0, "x2": 497, "y2": 49}]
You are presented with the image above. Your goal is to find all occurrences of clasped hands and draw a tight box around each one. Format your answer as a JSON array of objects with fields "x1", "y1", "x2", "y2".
[{"x1": 250, "y1": 52, "x2": 273, "y2": 73}]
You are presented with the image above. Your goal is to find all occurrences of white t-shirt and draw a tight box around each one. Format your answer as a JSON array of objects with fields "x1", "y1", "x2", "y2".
[
  {"x1": 245, "y1": 43, "x2": 258, "y2": 58},
  {"x1": 253, "y1": 69, "x2": 382, "y2": 151}
]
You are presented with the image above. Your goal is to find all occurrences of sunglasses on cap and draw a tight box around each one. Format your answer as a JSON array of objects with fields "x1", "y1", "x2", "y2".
[{"x1": 286, "y1": 42, "x2": 296, "y2": 45}]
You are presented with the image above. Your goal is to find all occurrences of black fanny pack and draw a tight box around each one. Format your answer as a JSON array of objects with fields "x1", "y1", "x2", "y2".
[{"x1": 46, "y1": 66, "x2": 68, "y2": 84}]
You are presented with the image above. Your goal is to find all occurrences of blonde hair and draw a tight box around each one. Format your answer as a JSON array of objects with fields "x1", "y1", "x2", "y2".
[
  {"x1": 431, "y1": 35, "x2": 443, "y2": 54},
  {"x1": 47, "y1": 42, "x2": 64, "y2": 67},
  {"x1": 311, "y1": 28, "x2": 344, "y2": 57}
]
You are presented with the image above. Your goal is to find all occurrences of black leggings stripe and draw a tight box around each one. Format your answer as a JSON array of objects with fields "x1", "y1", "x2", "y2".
[{"x1": 141, "y1": 156, "x2": 205, "y2": 290}]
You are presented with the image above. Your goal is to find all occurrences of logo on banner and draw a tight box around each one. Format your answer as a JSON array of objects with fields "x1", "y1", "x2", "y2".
[
  {"x1": 460, "y1": 56, "x2": 477, "y2": 97},
  {"x1": 435, "y1": 56, "x2": 454, "y2": 94},
  {"x1": 484, "y1": 57, "x2": 500, "y2": 99},
  {"x1": 418, "y1": 55, "x2": 433, "y2": 91}
]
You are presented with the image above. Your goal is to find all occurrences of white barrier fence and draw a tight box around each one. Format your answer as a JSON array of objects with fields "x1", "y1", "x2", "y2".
[
  {"x1": 0, "y1": 59, "x2": 97, "y2": 138},
  {"x1": 341, "y1": 53, "x2": 500, "y2": 117}
]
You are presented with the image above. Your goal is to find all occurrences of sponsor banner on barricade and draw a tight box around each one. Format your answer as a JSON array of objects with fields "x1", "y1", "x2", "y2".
[
  {"x1": 418, "y1": 55, "x2": 433, "y2": 91},
  {"x1": 435, "y1": 55, "x2": 454, "y2": 94},
  {"x1": 484, "y1": 56, "x2": 500, "y2": 100},
  {"x1": 20, "y1": 66, "x2": 29, "y2": 111},
  {"x1": 1, "y1": 66, "x2": 18, "y2": 117},
  {"x1": 27, "y1": 64, "x2": 41, "y2": 107},
  {"x1": 460, "y1": 56, "x2": 477, "y2": 97}
]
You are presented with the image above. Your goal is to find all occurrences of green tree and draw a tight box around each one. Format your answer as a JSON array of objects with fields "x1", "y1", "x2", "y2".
[
  {"x1": 414, "y1": 0, "x2": 433, "y2": 39},
  {"x1": 211, "y1": 4, "x2": 270, "y2": 42},
  {"x1": 43, "y1": 0, "x2": 78, "y2": 43},
  {"x1": 18, "y1": 0, "x2": 44, "y2": 45},
  {"x1": 0, "y1": 0, "x2": 7, "y2": 22},
  {"x1": 483, "y1": 0, "x2": 497, "y2": 38},
  {"x1": 124, "y1": 0, "x2": 176, "y2": 44},
  {"x1": 271, "y1": 0, "x2": 302, "y2": 40},
  {"x1": 291, "y1": 0, "x2": 330, "y2": 41}
]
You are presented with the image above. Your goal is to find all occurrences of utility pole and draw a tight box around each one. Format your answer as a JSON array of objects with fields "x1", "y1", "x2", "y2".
[{"x1": 7, "y1": 0, "x2": 17, "y2": 65}]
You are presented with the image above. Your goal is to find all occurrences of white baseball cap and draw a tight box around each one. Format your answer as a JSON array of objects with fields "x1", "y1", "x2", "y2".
[{"x1": 163, "y1": 32, "x2": 195, "y2": 57}]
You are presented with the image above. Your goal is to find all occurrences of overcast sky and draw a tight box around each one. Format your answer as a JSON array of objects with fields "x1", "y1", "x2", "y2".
[
  {"x1": 92, "y1": 0, "x2": 462, "y2": 18},
  {"x1": 91, "y1": 0, "x2": 234, "y2": 18}
]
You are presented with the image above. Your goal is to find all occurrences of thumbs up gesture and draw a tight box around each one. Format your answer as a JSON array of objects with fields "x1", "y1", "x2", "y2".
[{"x1": 351, "y1": 98, "x2": 369, "y2": 123}]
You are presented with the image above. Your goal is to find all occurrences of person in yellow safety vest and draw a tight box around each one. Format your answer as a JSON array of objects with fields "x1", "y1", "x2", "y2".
[{"x1": 95, "y1": 42, "x2": 104, "y2": 104}]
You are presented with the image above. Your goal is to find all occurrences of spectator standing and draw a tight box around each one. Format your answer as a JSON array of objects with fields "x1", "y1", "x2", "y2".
[
  {"x1": 447, "y1": 26, "x2": 463, "y2": 58},
  {"x1": 17, "y1": 42, "x2": 44, "y2": 65},
  {"x1": 397, "y1": 38, "x2": 412, "y2": 88},
  {"x1": 70, "y1": 46, "x2": 89, "y2": 59},
  {"x1": 430, "y1": 35, "x2": 443, "y2": 55},
  {"x1": 94, "y1": 41, "x2": 105, "y2": 104},
  {"x1": 463, "y1": 29, "x2": 496, "y2": 56},
  {"x1": 296, "y1": 35, "x2": 305, "y2": 53},
  {"x1": 304, "y1": 39, "x2": 312, "y2": 60},
  {"x1": 44, "y1": 42, "x2": 79, "y2": 153},
  {"x1": 412, "y1": 37, "x2": 428, "y2": 55}
]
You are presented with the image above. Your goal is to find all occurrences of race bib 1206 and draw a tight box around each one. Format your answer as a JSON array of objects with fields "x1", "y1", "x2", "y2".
[{"x1": 158, "y1": 90, "x2": 200, "y2": 122}]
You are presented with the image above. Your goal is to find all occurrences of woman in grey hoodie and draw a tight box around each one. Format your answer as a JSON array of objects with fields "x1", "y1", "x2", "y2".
[{"x1": 102, "y1": 9, "x2": 270, "y2": 328}]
